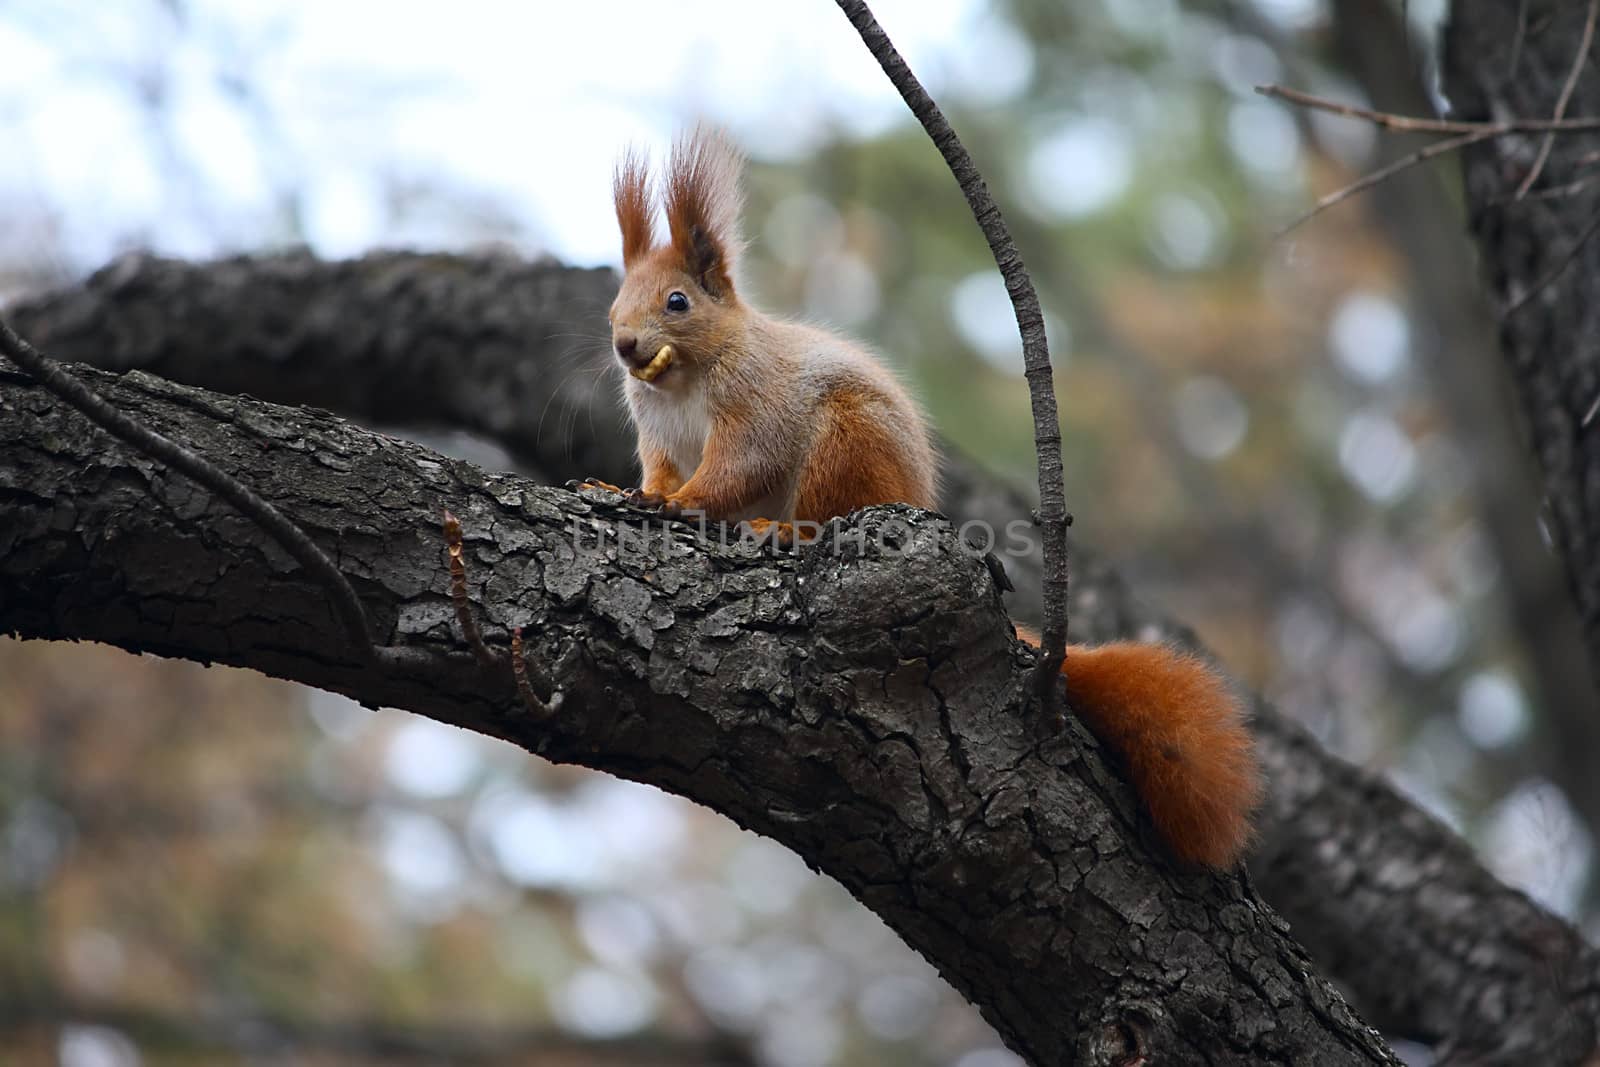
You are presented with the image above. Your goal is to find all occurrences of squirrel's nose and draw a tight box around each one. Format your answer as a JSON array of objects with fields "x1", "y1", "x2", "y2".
[{"x1": 614, "y1": 332, "x2": 640, "y2": 364}]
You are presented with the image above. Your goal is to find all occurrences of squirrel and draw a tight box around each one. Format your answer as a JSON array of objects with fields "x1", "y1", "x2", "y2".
[{"x1": 592, "y1": 128, "x2": 1262, "y2": 869}]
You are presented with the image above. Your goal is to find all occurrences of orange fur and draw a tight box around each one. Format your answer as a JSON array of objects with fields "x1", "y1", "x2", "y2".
[
  {"x1": 1016, "y1": 627, "x2": 1261, "y2": 869},
  {"x1": 666, "y1": 399, "x2": 786, "y2": 518},
  {"x1": 638, "y1": 447, "x2": 684, "y2": 498},
  {"x1": 613, "y1": 148, "x2": 654, "y2": 269},
  {"x1": 612, "y1": 244, "x2": 747, "y2": 379},
  {"x1": 662, "y1": 127, "x2": 742, "y2": 297},
  {"x1": 795, "y1": 386, "x2": 938, "y2": 521}
]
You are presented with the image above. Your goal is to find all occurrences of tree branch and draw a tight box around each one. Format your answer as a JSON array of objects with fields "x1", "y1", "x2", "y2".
[
  {"x1": 0, "y1": 355, "x2": 1401, "y2": 1063},
  {"x1": 9, "y1": 251, "x2": 1599, "y2": 1060},
  {"x1": 1257, "y1": 73, "x2": 1600, "y2": 234},
  {"x1": 3, "y1": 250, "x2": 629, "y2": 481},
  {"x1": 0, "y1": 314, "x2": 405, "y2": 669}
]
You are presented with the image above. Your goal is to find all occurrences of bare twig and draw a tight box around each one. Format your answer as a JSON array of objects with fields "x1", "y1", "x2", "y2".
[
  {"x1": 1488, "y1": 162, "x2": 1600, "y2": 205},
  {"x1": 1258, "y1": 85, "x2": 1486, "y2": 133},
  {"x1": 443, "y1": 510, "x2": 566, "y2": 714},
  {"x1": 831, "y1": 0, "x2": 1072, "y2": 699},
  {"x1": 1502, "y1": 207, "x2": 1600, "y2": 316},
  {"x1": 1516, "y1": 0, "x2": 1593, "y2": 199},
  {"x1": 1256, "y1": 83, "x2": 1600, "y2": 134},
  {"x1": 1260, "y1": 79, "x2": 1600, "y2": 234},
  {"x1": 1514, "y1": 0, "x2": 1599, "y2": 199},
  {"x1": 1279, "y1": 128, "x2": 1501, "y2": 234},
  {"x1": 442, "y1": 508, "x2": 498, "y2": 667},
  {"x1": 0, "y1": 314, "x2": 413, "y2": 669},
  {"x1": 1509, "y1": 0, "x2": 1530, "y2": 78}
]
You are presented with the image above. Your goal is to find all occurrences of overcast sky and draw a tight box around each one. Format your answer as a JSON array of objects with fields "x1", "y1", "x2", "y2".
[{"x1": 1, "y1": 0, "x2": 1043, "y2": 268}]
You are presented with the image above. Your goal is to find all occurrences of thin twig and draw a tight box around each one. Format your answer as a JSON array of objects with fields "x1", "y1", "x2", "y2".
[
  {"x1": 1261, "y1": 78, "x2": 1600, "y2": 234},
  {"x1": 1256, "y1": 83, "x2": 1600, "y2": 134},
  {"x1": 1278, "y1": 128, "x2": 1500, "y2": 235},
  {"x1": 442, "y1": 508, "x2": 499, "y2": 668},
  {"x1": 0, "y1": 314, "x2": 400, "y2": 667},
  {"x1": 1514, "y1": 0, "x2": 1599, "y2": 199},
  {"x1": 1502, "y1": 207, "x2": 1600, "y2": 317},
  {"x1": 1258, "y1": 85, "x2": 1486, "y2": 134},
  {"x1": 1489, "y1": 163, "x2": 1600, "y2": 206},
  {"x1": 1509, "y1": 0, "x2": 1530, "y2": 79},
  {"x1": 831, "y1": 0, "x2": 1072, "y2": 699}
]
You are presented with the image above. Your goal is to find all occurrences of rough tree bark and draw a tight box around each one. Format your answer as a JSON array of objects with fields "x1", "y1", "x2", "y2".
[
  {"x1": 1445, "y1": 0, "x2": 1600, "y2": 698},
  {"x1": 0, "y1": 358, "x2": 1397, "y2": 1064},
  {"x1": 6, "y1": 253, "x2": 1599, "y2": 1062}
]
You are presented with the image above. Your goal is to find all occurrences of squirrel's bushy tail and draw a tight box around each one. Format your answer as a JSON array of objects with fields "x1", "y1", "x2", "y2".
[{"x1": 1020, "y1": 632, "x2": 1262, "y2": 868}]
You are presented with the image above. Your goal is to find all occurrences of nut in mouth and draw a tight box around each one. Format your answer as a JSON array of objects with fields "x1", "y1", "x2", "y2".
[{"x1": 630, "y1": 343, "x2": 675, "y2": 382}]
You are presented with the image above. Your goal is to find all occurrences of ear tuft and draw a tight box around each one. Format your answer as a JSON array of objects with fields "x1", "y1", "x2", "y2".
[
  {"x1": 664, "y1": 126, "x2": 744, "y2": 298},
  {"x1": 614, "y1": 147, "x2": 654, "y2": 269}
]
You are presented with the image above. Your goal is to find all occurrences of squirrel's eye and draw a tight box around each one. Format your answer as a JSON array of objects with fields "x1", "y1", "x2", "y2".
[{"x1": 665, "y1": 291, "x2": 689, "y2": 313}]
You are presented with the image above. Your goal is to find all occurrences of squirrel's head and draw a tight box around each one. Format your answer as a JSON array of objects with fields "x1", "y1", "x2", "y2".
[{"x1": 608, "y1": 128, "x2": 745, "y2": 390}]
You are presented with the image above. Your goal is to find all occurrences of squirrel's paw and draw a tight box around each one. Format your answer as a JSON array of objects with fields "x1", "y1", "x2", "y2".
[
  {"x1": 568, "y1": 477, "x2": 626, "y2": 495},
  {"x1": 623, "y1": 489, "x2": 706, "y2": 524},
  {"x1": 623, "y1": 487, "x2": 669, "y2": 510}
]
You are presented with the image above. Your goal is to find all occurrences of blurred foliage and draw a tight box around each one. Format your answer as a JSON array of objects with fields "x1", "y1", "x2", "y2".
[
  {"x1": 1, "y1": 0, "x2": 1595, "y2": 1064},
  {"x1": 0, "y1": 641, "x2": 997, "y2": 1066}
]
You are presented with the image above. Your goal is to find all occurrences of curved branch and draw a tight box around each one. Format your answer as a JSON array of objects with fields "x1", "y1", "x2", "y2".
[
  {"x1": 8, "y1": 251, "x2": 1599, "y2": 1061},
  {"x1": 831, "y1": 0, "x2": 1071, "y2": 693},
  {"x1": 5, "y1": 250, "x2": 630, "y2": 481},
  {"x1": 0, "y1": 357, "x2": 1395, "y2": 1064}
]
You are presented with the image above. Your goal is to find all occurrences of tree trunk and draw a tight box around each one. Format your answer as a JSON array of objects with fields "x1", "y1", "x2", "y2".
[
  {"x1": 1445, "y1": 0, "x2": 1600, "y2": 701},
  {"x1": 1328, "y1": 0, "x2": 1600, "y2": 848}
]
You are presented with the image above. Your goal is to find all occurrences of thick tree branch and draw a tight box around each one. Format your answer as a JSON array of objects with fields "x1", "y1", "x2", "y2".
[
  {"x1": 9, "y1": 251, "x2": 1599, "y2": 1060},
  {"x1": 0, "y1": 314, "x2": 400, "y2": 667},
  {"x1": 0, "y1": 357, "x2": 1396, "y2": 1064},
  {"x1": 5, "y1": 251, "x2": 629, "y2": 483}
]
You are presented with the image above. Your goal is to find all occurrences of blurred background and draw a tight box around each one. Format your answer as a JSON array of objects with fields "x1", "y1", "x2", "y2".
[{"x1": 1, "y1": 0, "x2": 1594, "y2": 1064}]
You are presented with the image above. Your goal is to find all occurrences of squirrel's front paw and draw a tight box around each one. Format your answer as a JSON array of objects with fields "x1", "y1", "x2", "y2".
[
  {"x1": 624, "y1": 490, "x2": 710, "y2": 524},
  {"x1": 568, "y1": 477, "x2": 626, "y2": 495},
  {"x1": 623, "y1": 487, "x2": 668, "y2": 510}
]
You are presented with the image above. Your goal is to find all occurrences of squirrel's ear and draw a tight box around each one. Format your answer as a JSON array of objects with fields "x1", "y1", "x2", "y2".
[
  {"x1": 664, "y1": 126, "x2": 744, "y2": 299},
  {"x1": 614, "y1": 147, "x2": 654, "y2": 270}
]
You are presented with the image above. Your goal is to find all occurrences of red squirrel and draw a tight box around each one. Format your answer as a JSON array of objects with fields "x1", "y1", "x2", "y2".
[{"x1": 594, "y1": 128, "x2": 1261, "y2": 869}]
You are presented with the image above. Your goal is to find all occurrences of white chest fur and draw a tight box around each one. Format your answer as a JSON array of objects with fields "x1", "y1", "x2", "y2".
[{"x1": 625, "y1": 378, "x2": 711, "y2": 478}]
